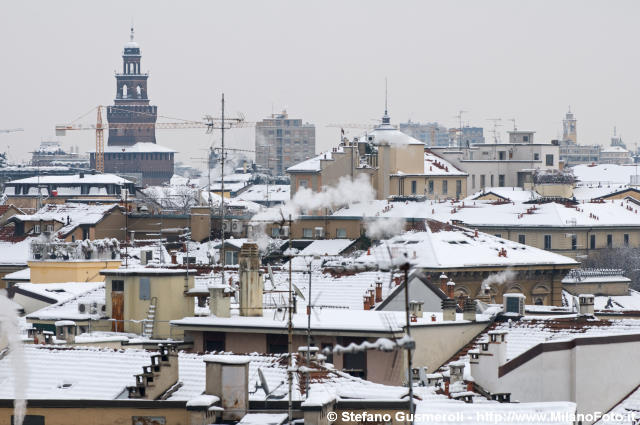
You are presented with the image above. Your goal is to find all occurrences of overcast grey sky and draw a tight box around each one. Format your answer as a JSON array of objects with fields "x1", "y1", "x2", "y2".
[{"x1": 1, "y1": 0, "x2": 639, "y2": 168}]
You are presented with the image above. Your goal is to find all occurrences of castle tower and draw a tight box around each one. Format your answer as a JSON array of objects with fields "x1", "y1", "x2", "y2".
[
  {"x1": 562, "y1": 107, "x2": 577, "y2": 144},
  {"x1": 89, "y1": 27, "x2": 174, "y2": 186},
  {"x1": 107, "y1": 26, "x2": 157, "y2": 146}
]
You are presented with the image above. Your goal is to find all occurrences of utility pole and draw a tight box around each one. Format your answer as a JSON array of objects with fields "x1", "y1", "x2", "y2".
[
  {"x1": 287, "y1": 214, "x2": 293, "y2": 425},
  {"x1": 401, "y1": 260, "x2": 414, "y2": 416},
  {"x1": 204, "y1": 94, "x2": 243, "y2": 286},
  {"x1": 306, "y1": 256, "x2": 312, "y2": 398}
]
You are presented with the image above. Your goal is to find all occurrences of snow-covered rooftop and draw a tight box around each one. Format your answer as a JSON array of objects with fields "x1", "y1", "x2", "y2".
[
  {"x1": 26, "y1": 283, "x2": 105, "y2": 321},
  {"x1": 6, "y1": 173, "x2": 131, "y2": 185},
  {"x1": 421, "y1": 151, "x2": 467, "y2": 177},
  {"x1": 12, "y1": 203, "x2": 119, "y2": 237},
  {"x1": 287, "y1": 146, "x2": 343, "y2": 173},
  {"x1": 0, "y1": 346, "x2": 408, "y2": 403},
  {"x1": 236, "y1": 184, "x2": 291, "y2": 203},
  {"x1": 15, "y1": 281, "x2": 102, "y2": 306},
  {"x1": 354, "y1": 227, "x2": 576, "y2": 269},
  {"x1": 571, "y1": 163, "x2": 639, "y2": 185},
  {"x1": 334, "y1": 198, "x2": 640, "y2": 228},
  {"x1": 467, "y1": 187, "x2": 540, "y2": 202}
]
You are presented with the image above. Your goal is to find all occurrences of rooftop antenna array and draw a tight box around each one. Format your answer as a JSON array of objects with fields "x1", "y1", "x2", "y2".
[{"x1": 486, "y1": 118, "x2": 502, "y2": 143}]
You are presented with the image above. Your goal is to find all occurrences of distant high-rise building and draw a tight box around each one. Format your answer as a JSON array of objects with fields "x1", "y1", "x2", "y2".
[
  {"x1": 90, "y1": 27, "x2": 175, "y2": 186},
  {"x1": 255, "y1": 111, "x2": 315, "y2": 176},
  {"x1": 562, "y1": 108, "x2": 577, "y2": 144},
  {"x1": 399, "y1": 121, "x2": 449, "y2": 146},
  {"x1": 452, "y1": 126, "x2": 485, "y2": 147}
]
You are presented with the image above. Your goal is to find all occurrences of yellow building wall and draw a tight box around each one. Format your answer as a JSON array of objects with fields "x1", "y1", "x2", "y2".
[{"x1": 28, "y1": 260, "x2": 122, "y2": 284}]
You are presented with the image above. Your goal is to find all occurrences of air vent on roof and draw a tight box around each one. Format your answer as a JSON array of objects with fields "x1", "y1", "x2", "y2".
[{"x1": 78, "y1": 303, "x2": 86, "y2": 313}]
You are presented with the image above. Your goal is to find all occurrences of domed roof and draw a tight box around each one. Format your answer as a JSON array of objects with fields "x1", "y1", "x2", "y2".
[{"x1": 124, "y1": 26, "x2": 139, "y2": 50}]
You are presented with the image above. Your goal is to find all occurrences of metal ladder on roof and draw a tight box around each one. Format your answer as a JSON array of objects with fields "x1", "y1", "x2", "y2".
[{"x1": 142, "y1": 297, "x2": 158, "y2": 338}]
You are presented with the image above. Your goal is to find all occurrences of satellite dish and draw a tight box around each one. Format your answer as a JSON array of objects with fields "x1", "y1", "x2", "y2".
[
  {"x1": 292, "y1": 283, "x2": 305, "y2": 301},
  {"x1": 258, "y1": 368, "x2": 270, "y2": 395}
]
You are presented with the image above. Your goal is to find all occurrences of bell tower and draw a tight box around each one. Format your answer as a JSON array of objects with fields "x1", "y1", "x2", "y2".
[
  {"x1": 562, "y1": 107, "x2": 577, "y2": 145},
  {"x1": 107, "y1": 26, "x2": 157, "y2": 146}
]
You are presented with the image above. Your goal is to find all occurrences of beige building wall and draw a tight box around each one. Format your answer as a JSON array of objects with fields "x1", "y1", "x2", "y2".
[
  {"x1": 479, "y1": 226, "x2": 640, "y2": 259},
  {"x1": 0, "y1": 407, "x2": 189, "y2": 425},
  {"x1": 389, "y1": 175, "x2": 467, "y2": 199},
  {"x1": 28, "y1": 260, "x2": 122, "y2": 284},
  {"x1": 410, "y1": 321, "x2": 491, "y2": 373},
  {"x1": 105, "y1": 272, "x2": 195, "y2": 339}
]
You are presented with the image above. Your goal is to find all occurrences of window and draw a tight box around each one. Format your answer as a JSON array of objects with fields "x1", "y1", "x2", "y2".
[
  {"x1": 518, "y1": 234, "x2": 526, "y2": 245},
  {"x1": 139, "y1": 277, "x2": 150, "y2": 300},
  {"x1": 82, "y1": 228, "x2": 90, "y2": 240},
  {"x1": 267, "y1": 334, "x2": 288, "y2": 354},
  {"x1": 411, "y1": 180, "x2": 417, "y2": 195},
  {"x1": 523, "y1": 135, "x2": 529, "y2": 142},
  {"x1": 442, "y1": 180, "x2": 448, "y2": 194},
  {"x1": 472, "y1": 175, "x2": 476, "y2": 189},
  {"x1": 299, "y1": 179, "x2": 308, "y2": 189},
  {"x1": 498, "y1": 175, "x2": 505, "y2": 187},
  {"x1": 498, "y1": 151, "x2": 506, "y2": 160},
  {"x1": 534, "y1": 153, "x2": 540, "y2": 161},
  {"x1": 607, "y1": 234, "x2": 613, "y2": 248},
  {"x1": 303, "y1": 228, "x2": 313, "y2": 238},
  {"x1": 571, "y1": 235, "x2": 577, "y2": 250},
  {"x1": 590, "y1": 234, "x2": 596, "y2": 249},
  {"x1": 428, "y1": 180, "x2": 434, "y2": 194},
  {"x1": 544, "y1": 234, "x2": 552, "y2": 250},
  {"x1": 490, "y1": 175, "x2": 494, "y2": 186},
  {"x1": 480, "y1": 175, "x2": 486, "y2": 188},
  {"x1": 624, "y1": 233, "x2": 630, "y2": 246},
  {"x1": 33, "y1": 224, "x2": 41, "y2": 233},
  {"x1": 225, "y1": 251, "x2": 238, "y2": 265},
  {"x1": 204, "y1": 332, "x2": 225, "y2": 352},
  {"x1": 112, "y1": 280, "x2": 124, "y2": 292},
  {"x1": 271, "y1": 227, "x2": 280, "y2": 238},
  {"x1": 13, "y1": 415, "x2": 44, "y2": 425},
  {"x1": 545, "y1": 154, "x2": 554, "y2": 166},
  {"x1": 45, "y1": 224, "x2": 53, "y2": 232},
  {"x1": 336, "y1": 228, "x2": 347, "y2": 238},
  {"x1": 456, "y1": 180, "x2": 462, "y2": 198},
  {"x1": 494, "y1": 233, "x2": 502, "y2": 238}
]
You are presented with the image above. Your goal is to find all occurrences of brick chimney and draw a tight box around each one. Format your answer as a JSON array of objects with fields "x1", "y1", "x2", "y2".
[
  {"x1": 204, "y1": 355, "x2": 250, "y2": 422},
  {"x1": 375, "y1": 277, "x2": 383, "y2": 303},
  {"x1": 446, "y1": 280, "x2": 455, "y2": 299},
  {"x1": 239, "y1": 242, "x2": 262, "y2": 317},
  {"x1": 209, "y1": 285, "x2": 231, "y2": 318},
  {"x1": 127, "y1": 344, "x2": 179, "y2": 400},
  {"x1": 439, "y1": 274, "x2": 448, "y2": 293}
]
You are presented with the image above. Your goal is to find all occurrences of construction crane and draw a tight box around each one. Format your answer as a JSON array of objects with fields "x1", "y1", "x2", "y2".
[
  {"x1": 0, "y1": 128, "x2": 24, "y2": 134},
  {"x1": 56, "y1": 105, "x2": 246, "y2": 173}
]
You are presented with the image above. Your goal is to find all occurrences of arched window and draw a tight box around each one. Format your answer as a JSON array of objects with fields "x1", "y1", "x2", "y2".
[
  {"x1": 122, "y1": 84, "x2": 128, "y2": 98},
  {"x1": 535, "y1": 298, "x2": 543, "y2": 306},
  {"x1": 136, "y1": 85, "x2": 141, "y2": 98}
]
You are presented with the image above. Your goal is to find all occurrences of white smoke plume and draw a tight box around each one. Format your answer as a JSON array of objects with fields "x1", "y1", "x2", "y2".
[
  {"x1": 365, "y1": 217, "x2": 405, "y2": 240},
  {"x1": 252, "y1": 174, "x2": 375, "y2": 222},
  {"x1": 0, "y1": 292, "x2": 27, "y2": 425},
  {"x1": 480, "y1": 269, "x2": 517, "y2": 293}
]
